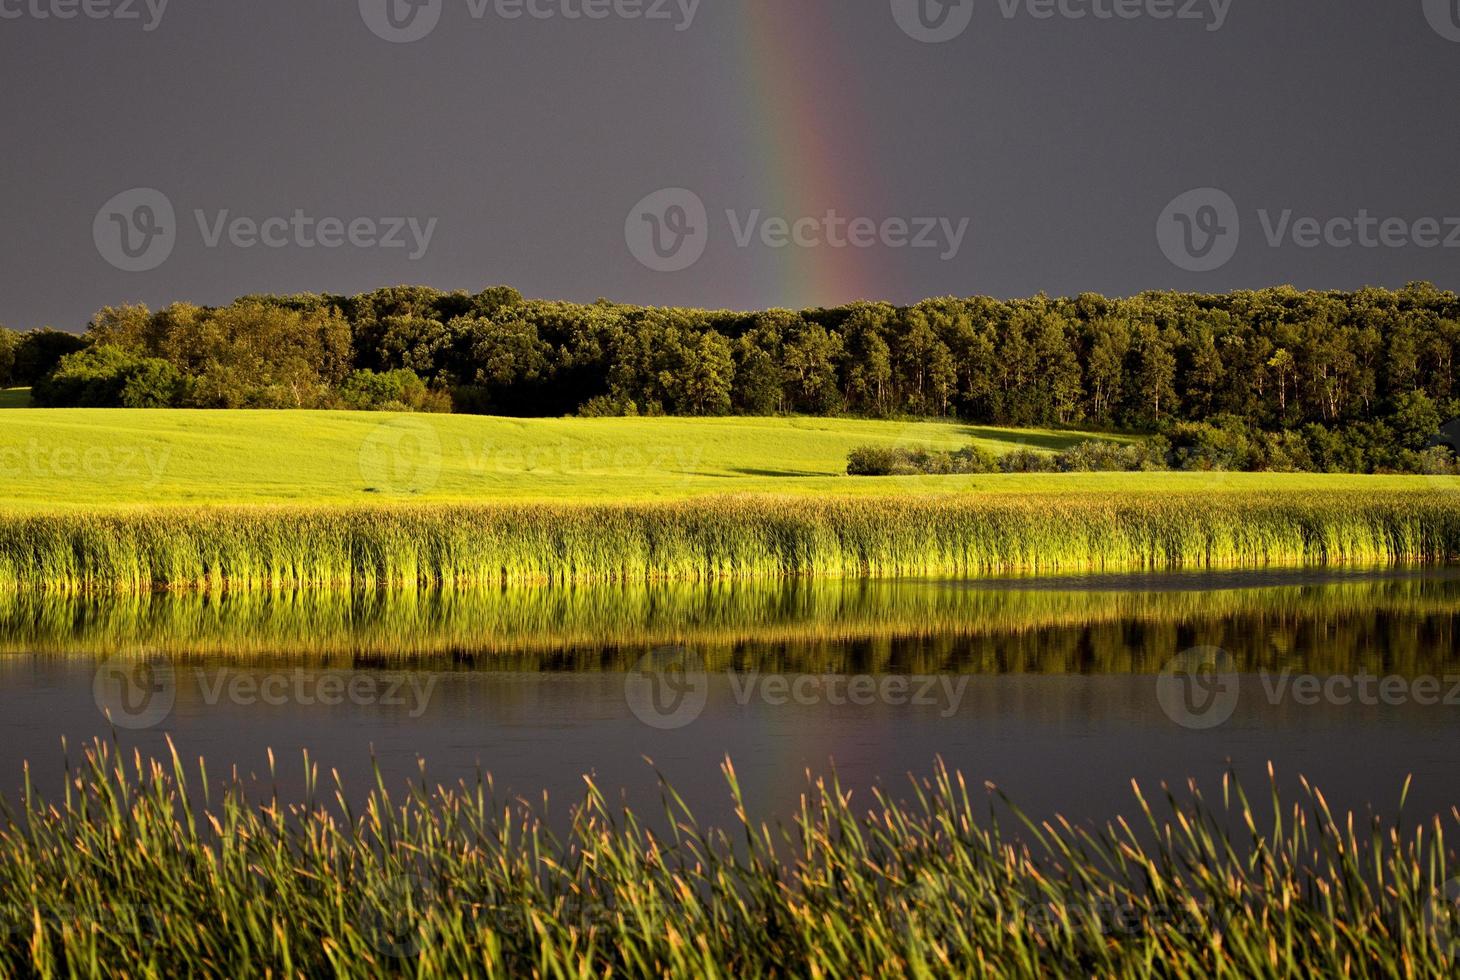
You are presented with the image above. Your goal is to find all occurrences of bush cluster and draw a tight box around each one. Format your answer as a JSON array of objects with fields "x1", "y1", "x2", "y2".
[
  {"x1": 848, "y1": 441, "x2": 1167, "y2": 477},
  {"x1": 849, "y1": 421, "x2": 1458, "y2": 477},
  {"x1": 846, "y1": 445, "x2": 999, "y2": 476}
]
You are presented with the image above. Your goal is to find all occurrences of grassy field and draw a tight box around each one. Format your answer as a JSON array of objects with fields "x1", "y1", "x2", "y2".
[
  {"x1": 3, "y1": 409, "x2": 1458, "y2": 590},
  {"x1": 4, "y1": 407, "x2": 1453, "y2": 510},
  {"x1": 3, "y1": 739, "x2": 1457, "y2": 977},
  {"x1": 0, "y1": 408, "x2": 1168, "y2": 509}
]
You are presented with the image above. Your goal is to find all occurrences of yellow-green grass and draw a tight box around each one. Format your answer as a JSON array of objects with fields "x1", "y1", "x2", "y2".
[
  {"x1": 0, "y1": 408, "x2": 1454, "y2": 511},
  {"x1": 0, "y1": 388, "x2": 29, "y2": 409},
  {"x1": 3, "y1": 740, "x2": 1458, "y2": 977},
  {"x1": 3, "y1": 410, "x2": 1459, "y2": 592},
  {"x1": 3, "y1": 493, "x2": 1459, "y2": 593},
  {"x1": 0, "y1": 407, "x2": 1348, "y2": 510}
]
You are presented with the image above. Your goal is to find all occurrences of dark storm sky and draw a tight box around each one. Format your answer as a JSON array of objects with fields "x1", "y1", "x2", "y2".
[{"x1": 2, "y1": 0, "x2": 1458, "y2": 330}]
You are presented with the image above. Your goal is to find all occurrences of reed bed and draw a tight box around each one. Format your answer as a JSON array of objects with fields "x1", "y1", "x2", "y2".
[
  {"x1": 1, "y1": 740, "x2": 1457, "y2": 977},
  {"x1": 2, "y1": 491, "x2": 1459, "y2": 594}
]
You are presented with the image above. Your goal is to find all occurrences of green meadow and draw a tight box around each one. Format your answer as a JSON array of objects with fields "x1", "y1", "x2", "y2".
[
  {"x1": 0, "y1": 407, "x2": 1452, "y2": 510},
  {"x1": 0, "y1": 408, "x2": 1143, "y2": 509},
  {"x1": 2, "y1": 408, "x2": 1459, "y2": 591}
]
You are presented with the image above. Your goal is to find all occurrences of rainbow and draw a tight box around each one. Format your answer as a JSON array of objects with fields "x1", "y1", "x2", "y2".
[{"x1": 730, "y1": 3, "x2": 883, "y2": 309}]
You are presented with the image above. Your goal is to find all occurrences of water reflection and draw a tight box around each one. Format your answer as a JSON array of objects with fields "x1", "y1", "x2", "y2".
[
  {"x1": 4, "y1": 566, "x2": 1459, "y2": 675},
  {"x1": 0, "y1": 567, "x2": 1457, "y2": 830}
]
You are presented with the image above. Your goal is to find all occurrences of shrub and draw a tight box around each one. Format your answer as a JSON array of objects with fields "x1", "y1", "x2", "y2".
[
  {"x1": 847, "y1": 445, "x2": 998, "y2": 477},
  {"x1": 578, "y1": 395, "x2": 641, "y2": 418},
  {"x1": 32, "y1": 344, "x2": 182, "y2": 408},
  {"x1": 0, "y1": 327, "x2": 17, "y2": 387},
  {"x1": 12, "y1": 328, "x2": 86, "y2": 386},
  {"x1": 1165, "y1": 417, "x2": 1258, "y2": 471},
  {"x1": 1054, "y1": 440, "x2": 1164, "y2": 473},
  {"x1": 997, "y1": 448, "x2": 1058, "y2": 474},
  {"x1": 847, "y1": 447, "x2": 912, "y2": 477},
  {"x1": 337, "y1": 369, "x2": 451, "y2": 413}
]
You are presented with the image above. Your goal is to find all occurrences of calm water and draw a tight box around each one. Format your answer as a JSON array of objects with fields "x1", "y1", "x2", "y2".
[{"x1": 2, "y1": 567, "x2": 1458, "y2": 830}]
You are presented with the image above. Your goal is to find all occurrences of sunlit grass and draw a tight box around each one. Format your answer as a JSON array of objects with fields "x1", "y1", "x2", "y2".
[
  {"x1": 1, "y1": 492, "x2": 1458, "y2": 593},
  {"x1": 0, "y1": 410, "x2": 1148, "y2": 509},
  {"x1": 2, "y1": 739, "x2": 1456, "y2": 977}
]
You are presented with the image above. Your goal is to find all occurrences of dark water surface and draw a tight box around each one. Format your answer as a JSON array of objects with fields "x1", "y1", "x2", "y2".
[{"x1": 2, "y1": 567, "x2": 1458, "y2": 831}]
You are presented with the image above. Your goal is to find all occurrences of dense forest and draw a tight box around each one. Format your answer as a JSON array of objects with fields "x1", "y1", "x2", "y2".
[{"x1": 3, "y1": 282, "x2": 1459, "y2": 472}]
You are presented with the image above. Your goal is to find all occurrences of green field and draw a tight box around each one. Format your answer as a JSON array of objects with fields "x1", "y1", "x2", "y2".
[
  {"x1": 3, "y1": 409, "x2": 1459, "y2": 591},
  {"x1": 0, "y1": 408, "x2": 1453, "y2": 511}
]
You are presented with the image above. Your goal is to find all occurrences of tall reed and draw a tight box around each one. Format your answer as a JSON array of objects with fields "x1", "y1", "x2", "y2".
[
  {"x1": 2, "y1": 491, "x2": 1458, "y2": 593},
  {"x1": 1, "y1": 740, "x2": 1457, "y2": 977}
]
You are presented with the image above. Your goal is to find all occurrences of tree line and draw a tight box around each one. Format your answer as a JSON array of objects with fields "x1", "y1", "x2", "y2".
[{"x1": 3, "y1": 281, "x2": 1459, "y2": 470}]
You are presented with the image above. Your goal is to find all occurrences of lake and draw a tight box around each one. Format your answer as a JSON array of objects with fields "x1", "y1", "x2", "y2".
[{"x1": 2, "y1": 566, "x2": 1457, "y2": 832}]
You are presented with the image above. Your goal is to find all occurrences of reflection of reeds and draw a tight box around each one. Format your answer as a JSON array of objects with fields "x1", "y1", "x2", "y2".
[
  {"x1": 4, "y1": 574, "x2": 1459, "y2": 675},
  {"x1": 2, "y1": 739, "x2": 1456, "y2": 977},
  {"x1": 2, "y1": 492, "x2": 1459, "y2": 593}
]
